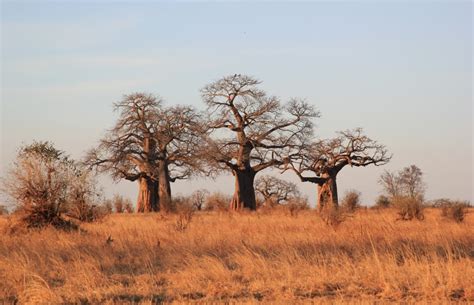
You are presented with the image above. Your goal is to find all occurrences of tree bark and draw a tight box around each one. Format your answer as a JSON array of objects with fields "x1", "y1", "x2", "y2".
[
  {"x1": 157, "y1": 160, "x2": 172, "y2": 212},
  {"x1": 316, "y1": 175, "x2": 338, "y2": 212},
  {"x1": 136, "y1": 177, "x2": 159, "y2": 212},
  {"x1": 230, "y1": 169, "x2": 257, "y2": 210}
]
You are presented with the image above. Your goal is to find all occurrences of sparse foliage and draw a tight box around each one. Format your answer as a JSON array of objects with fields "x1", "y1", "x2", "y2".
[{"x1": 201, "y1": 74, "x2": 318, "y2": 210}]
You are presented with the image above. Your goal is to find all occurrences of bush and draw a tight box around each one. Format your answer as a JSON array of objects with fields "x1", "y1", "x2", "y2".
[
  {"x1": 375, "y1": 195, "x2": 391, "y2": 208},
  {"x1": 1, "y1": 141, "x2": 103, "y2": 229},
  {"x1": 191, "y1": 189, "x2": 209, "y2": 211},
  {"x1": 172, "y1": 195, "x2": 194, "y2": 212},
  {"x1": 285, "y1": 197, "x2": 309, "y2": 217},
  {"x1": 320, "y1": 205, "x2": 347, "y2": 229},
  {"x1": 440, "y1": 200, "x2": 470, "y2": 223},
  {"x1": 393, "y1": 197, "x2": 424, "y2": 221},
  {"x1": 341, "y1": 190, "x2": 361, "y2": 212},
  {"x1": 174, "y1": 205, "x2": 194, "y2": 232},
  {"x1": 109, "y1": 194, "x2": 133, "y2": 213},
  {"x1": 205, "y1": 192, "x2": 231, "y2": 211},
  {"x1": 65, "y1": 169, "x2": 106, "y2": 222}
]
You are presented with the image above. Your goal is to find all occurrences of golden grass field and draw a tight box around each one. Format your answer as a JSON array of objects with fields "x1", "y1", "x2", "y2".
[{"x1": 0, "y1": 208, "x2": 472, "y2": 304}]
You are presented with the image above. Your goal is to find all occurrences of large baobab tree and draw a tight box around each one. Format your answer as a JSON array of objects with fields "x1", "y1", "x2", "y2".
[
  {"x1": 287, "y1": 128, "x2": 390, "y2": 211},
  {"x1": 201, "y1": 74, "x2": 318, "y2": 210},
  {"x1": 86, "y1": 93, "x2": 162, "y2": 212},
  {"x1": 152, "y1": 105, "x2": 204, "y2": 211},
  {"x1": 255, "y1": 175, "x2": 301, "y2": 207},
  {"x1": 86, "y1": 93, "x2": 202, "y2": 212}
]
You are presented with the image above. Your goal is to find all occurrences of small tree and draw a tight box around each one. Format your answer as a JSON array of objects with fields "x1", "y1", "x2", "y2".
[
  {"x1": 201, "y1": 74, "x2": 318, "y2": 210},
  {"x1": 379, "y1": 165, "x2": 425, "y2": 201},
  {"x1": 378, "y1": 171, "x2": 401, "y2": 198},
  {"x1": 255, "y1": 175, "x2": 301, "y2": 207},
  {"x1": 399, "y1": 165, "x2": 425, "y2": 200},
  {"x1": 191, "y1": 189, "x2": 209, "y2": 211}
]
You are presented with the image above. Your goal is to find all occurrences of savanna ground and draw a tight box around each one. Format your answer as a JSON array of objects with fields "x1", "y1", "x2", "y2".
[{"x1": 0, "y1": 208, "x2": 472, "y2": 304}]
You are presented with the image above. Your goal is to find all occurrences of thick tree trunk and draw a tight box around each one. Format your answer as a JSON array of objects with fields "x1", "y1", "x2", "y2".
[
  {"x1": 316, "y1": 176, "x2": 338, "y2": 212},
  {"x1": 158, "y1": 160, "x2": 172, "y2": 212},
  {"x1": 136, "y1": 177, "x2": 159, "y2": 212},
  {"x1": 230, "y1": 169, "x2": 257, "y2": 210}
]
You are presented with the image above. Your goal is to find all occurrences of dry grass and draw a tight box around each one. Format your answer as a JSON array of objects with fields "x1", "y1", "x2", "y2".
[{"x1": 0, "y1": 208, "x2": 472, "y2": 304}]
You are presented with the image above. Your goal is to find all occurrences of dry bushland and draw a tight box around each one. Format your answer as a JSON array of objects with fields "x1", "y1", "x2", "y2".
[{"x1": 0, "y1": 208, "x2": 472, "y2": 304}]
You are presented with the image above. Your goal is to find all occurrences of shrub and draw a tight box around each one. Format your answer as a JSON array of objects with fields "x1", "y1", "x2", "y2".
[
  {"x1": 205, "y1": 192, "x2": 231, "y2": 211},
  {"x1": 1, "y1": 141, "x2": 102, "y2": 229},
  {"x1": 173, "y1": 195, "x2": 194, "y2": 212},
  {"x1": 191, "y1": 189, "x2": 209, "y2": 211},
  {"x1": 109, "y1": 194, "x2": 133, "y2": 213},
  {"x1": 1, "y1": 142, "x2": 74, "y2": 229},
  {"x1": 440, "y1": 200, "x2": 470, "y2": 223},
  {"x1": 341, "y1": 190, "x2": 361, "y2": 212},
  {"x1": 375, "y1": 195, "x2": 391, "y2": 208},
  {"x1": 65, "y1": 169, "x2": 105, "y2": 222},
  {"x1": 393, "y1": 196, "x2": 424, "y2": 221},
  {"x1": 174, "y1": 203, "x2": 194, "y2": 232},
  {"x1": 285, "y1": 197, "x2": 309, "y2": 217}
]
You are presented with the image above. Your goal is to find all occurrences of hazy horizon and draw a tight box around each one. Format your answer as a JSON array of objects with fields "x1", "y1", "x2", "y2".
[{"x1": 1, "y1": 1, "x2": 472, "y2": 207}]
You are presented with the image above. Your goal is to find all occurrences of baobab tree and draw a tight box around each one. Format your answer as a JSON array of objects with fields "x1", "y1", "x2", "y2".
[
  {"x1": 86, "y1": 93, "x2": 162, "y2": 212},
  {"x1": 152, "y1": 105, "x2": 204, "y2": 211},
  {"x1": 287, "y1": 128, "x2": 390, "y2": 211},
  {"x1": 255, "y1": 175, "x2": 301, "y2": 207},
  {"x1": 201, "y1": 74, "x2": 318, "y2": 210},
  {"x1": 86, "y1": 93, "x2": 203, "y2": 212}
]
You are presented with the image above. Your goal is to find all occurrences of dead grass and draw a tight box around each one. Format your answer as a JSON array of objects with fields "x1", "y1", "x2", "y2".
[{"x1": 0, "y1": 208, "x2": 472, "y2": 304}]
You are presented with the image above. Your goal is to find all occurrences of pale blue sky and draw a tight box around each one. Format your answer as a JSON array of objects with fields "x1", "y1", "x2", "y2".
[{"x1": 1, "y1": 1, "x2": 472, "y2": 206}]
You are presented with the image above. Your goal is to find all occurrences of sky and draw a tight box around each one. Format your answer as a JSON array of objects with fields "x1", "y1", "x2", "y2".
[{"x1": 1, "y1": 1, "x2": 472, "y2": 207}]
